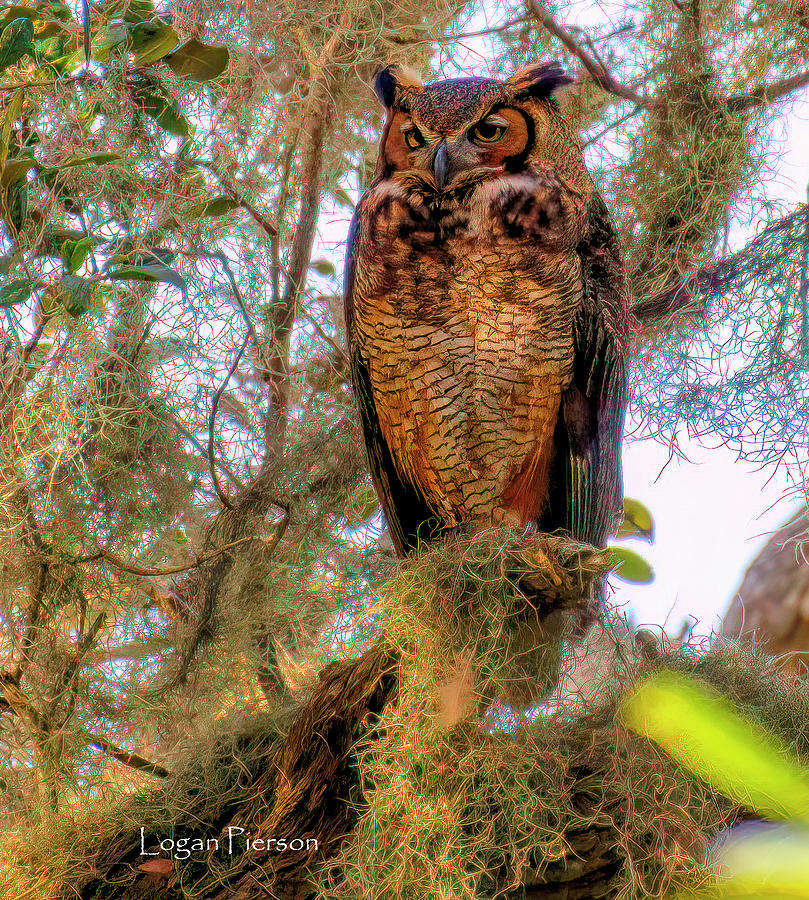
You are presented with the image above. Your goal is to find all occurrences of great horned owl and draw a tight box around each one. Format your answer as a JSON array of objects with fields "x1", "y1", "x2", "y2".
[{"x1": 344, "y1": 62, "x2": 629, "y2": 614}]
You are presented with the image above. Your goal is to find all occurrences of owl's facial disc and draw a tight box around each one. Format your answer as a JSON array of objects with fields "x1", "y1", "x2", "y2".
[
  {"x1": 435, "y1": 108, "x2": 532, "y2": 189},
  {"x1": 382, "y1": 107, "x2": 533, "y2": 190}
]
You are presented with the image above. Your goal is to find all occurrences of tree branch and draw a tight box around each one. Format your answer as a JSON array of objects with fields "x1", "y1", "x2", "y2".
[
  {"x1": 630, "y1": 267, "x2": 722, "y2": 330},
  {"x1": 207, "y1": 330, "x2": 251, "y2": 509},
  {"x1": 87, "y1": 734, "x2": 171, "y2": 778},
  {"x1": 526, "y1": 0, "x2": 649, "y2": 107},
  {"x1": 172, "y1": 417, "x2": 242, "y2": 488},
  {"x1": 271, "y1": 135, "x2": 298, "y2": 309},
  {"x1": 77, "y1": 536, "x2": 254, "y2": 577},
  {"x1": 157, "y1": 42, "x2": 334, "y2": 687},
  {"x1": 727, "y1": 69, "x2": 809, "y2": 110},
  {"x1": 265, "y1": 79, "x2": 334, "y2": 455}
]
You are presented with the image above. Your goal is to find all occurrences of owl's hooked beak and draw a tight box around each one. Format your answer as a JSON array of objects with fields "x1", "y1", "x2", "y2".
[{"x1": 432, "y1": 142, "x2": 450, "y2": 190}]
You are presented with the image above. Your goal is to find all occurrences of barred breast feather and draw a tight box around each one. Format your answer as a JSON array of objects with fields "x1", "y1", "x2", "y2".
[{"x1": 345, "y1": 170, "x2": 627, "y2": 558}]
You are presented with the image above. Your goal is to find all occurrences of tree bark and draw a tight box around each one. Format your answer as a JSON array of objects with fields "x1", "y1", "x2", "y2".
[{"x1": 720, "y1": 509, "x2": 809, "y2": 674}]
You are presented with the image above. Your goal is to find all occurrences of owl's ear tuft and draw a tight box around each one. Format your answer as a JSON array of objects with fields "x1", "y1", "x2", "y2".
[
  {"x1": 374, "y1": 65, "x2": 423, "y2": 108},
  {"x1": 507, "y1": 61, "x2": 574, "y2": 102}
]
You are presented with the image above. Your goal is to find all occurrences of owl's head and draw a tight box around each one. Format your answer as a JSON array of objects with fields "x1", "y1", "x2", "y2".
[{"x1": 372, "y1": 63, "x2": 578, "y2": 190}]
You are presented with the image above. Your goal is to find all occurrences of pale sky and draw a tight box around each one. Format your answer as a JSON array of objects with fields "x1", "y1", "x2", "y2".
[{"x1": 617, "y1": 428, "x2": 802, "y2": 638}]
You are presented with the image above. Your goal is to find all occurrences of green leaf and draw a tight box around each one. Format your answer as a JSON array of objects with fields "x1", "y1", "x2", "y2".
[
  {"x1": 0, "y1": 277, "x2": 42, "y2": 307},
  {"x1": 139, "y1": 93, "x2": 190, "y2": 137},
  {"x1": 164, "y1": 38, "x2": 229, "y2": 81},
  {"x1": 6, "y1": 176, "x2": 27, "y2": 234},
  {"x1": 355, "y1": 487, "x2": 379, "y2": 522},
  {"x1": 122, "y1": 0, "x2": 158, "y2": 24},
  {"x1": 0, "y1": 89, "x2": 24, "y2": 168},
  {"x1": 0, "y1": 1, "x2": 72, "y2": 35},
  {"x1": 617, "y1": 497, "x2": 655, "y2": 542},
  {"x1": 60, "y1": 236, "x2": 94, "y2": 274},
  {"x1": 24, "y1": 338, "x2": 51, "y2": 370},
  {"x1": 310, "y1": 259, "x2": 336, "y2": 277},
  {"x1": 0, "y1": 16, "x2": 34, "y2": 72},
  {"x1": 60, "y1": 272, "x2": 104, "y2": 317},
  {"x1": 0, "y1": 7, "x2": 39, "y2": 28},
  {"x1": 195, "y1": 195, "x2": 239, "y2": 217},
  {"x1": 33, "y1": 33, "x2": 64, "y2": 64},
  {"x1": 108, "y1": 262, "x2": 187, "y2": 302},
  {"x1": 109, "y1": 246, "x2": 174, "y2": 267},
  {"x1": 0, "y1": 5, "x2": 69, "y2": 33},
  {"x1": 56, "y1": 151, "x2": 120, "y2": 169},
  {"x1": 130, "y1": 20, "x2": 178, "y2": 66},
  {"x1": 138, "y1": 246, "x2": 175, "y2": 266},
  {"x1": 609, "y1": 546, "x2": 654, "y2": 583},
  {"x1": 29, "y1": 18, "x2": 63, "y2": 39},
  {"x1": 35, "y1": 1, "x2": 72, "y2": 23},
  {"x1": 38, "y1": 282, "x2": 62, "y2": 324},
  {"x1": 92, "y1": 19, "x2": 129, "y2": 62},
  {"x1": 332, "y1": 187, "x2": 355, "y2": 209},
  {"x1": 0, "y1": 155, "x2": 36, "y2": 186},
  {"x1": 621, "y1": 671, "x2": 809, "y2": 823},
  {"x1": 78, "y1": 101, "x2": 103, "y2": 136},
  {"x1": 33, "y1": 227, "x2": 103, "y2": 258},
  {"x1": 345, "y1": 486, "x2": 379, "y2": 526}
]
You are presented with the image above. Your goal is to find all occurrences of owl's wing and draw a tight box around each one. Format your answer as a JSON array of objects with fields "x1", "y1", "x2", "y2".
[
  {"x1": 344, "y1": 205, "x2": 443, "y2": 556},
  {"x1": 543, "y1": 196, "x2": 629, "y2": 549}
]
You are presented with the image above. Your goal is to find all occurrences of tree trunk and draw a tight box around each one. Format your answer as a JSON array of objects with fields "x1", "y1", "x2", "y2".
[{"x1": 720, "y1": 509, "x2": 809, "y2": 675}]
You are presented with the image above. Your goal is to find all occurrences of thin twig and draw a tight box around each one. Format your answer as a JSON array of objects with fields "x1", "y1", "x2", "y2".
[
  {"x1": 238, "y1": 198, "x2": 278, "y2": 239},
  {"x1": 727, "y1": 69, "x2": 809, "y2": 110},
  {"x1": 582, "y1": 105, "x2": 642, "y2": 147},
  {"x1": 87, "y1": 734, "x2": 171, "y2": 778},
  {"x1": 208, "y1": 331, "x2": 251, "y2": 509},
  {"x1": 201, "y1": 251, "x2": 262, "y2": 346},
  {"x1": 395, "y1": 14, "x2": 531, "y2": 43},
  {"x1": 173, "y1": 417, "x2": 243, "y2": 488},
  {"x1": 799, "y1": 188, "x2": 809, "y2": 362},
  {"x1": 0, "y1": 315, "x2": 50, "y2": 414},
  {"x1": 272, "y1": 135, "x2": 298, "y2": 308},
  {"x1": 52, "y1": 610, "x2": 106, "y2": 730},
  {"x1": 631, "y1": 267, "x2": 723, "y2": 329},
  {"x1": 77, "y1": 535, "x2": 254, "y2": 576},
  {"x1": 526, "y1": 0, "x2": 649, "y2": 107},
  {"x1": 0, "y1": 72, "x2": 105, "y2": 92},
  {"x1": 194, "y1": 160, "x2": 279, "y2": 240},
  {"x1": 299, "y1": 307, "x2": 348, "y2": 361},
  {"x1": 265, "y1": 82, "x2": 334, "y2": 454},
  {"x1": 262, "y1": 506, "x2": 290, "y2": 556},
  {"x1": 187, "y1": 247, "x2": 277, "y2": 389}
]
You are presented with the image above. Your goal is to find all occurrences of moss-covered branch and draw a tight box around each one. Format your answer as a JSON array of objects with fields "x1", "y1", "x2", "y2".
[{"x1": 19, "y1": 532, "x2": 807, "y2": 900}]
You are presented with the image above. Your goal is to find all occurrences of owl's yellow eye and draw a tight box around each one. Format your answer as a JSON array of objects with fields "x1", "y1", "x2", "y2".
[
  {"x1": 470, "y1": 118, "x2": 507, "y2": 144},
  {"x1": 403, "y1": 127, "x2": 425, "y2": 150}
]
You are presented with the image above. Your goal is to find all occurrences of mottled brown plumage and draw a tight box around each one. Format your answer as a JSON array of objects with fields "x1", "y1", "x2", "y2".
[{"x1": 344, "y1": 63, "x2": 629, "y2": 608}]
